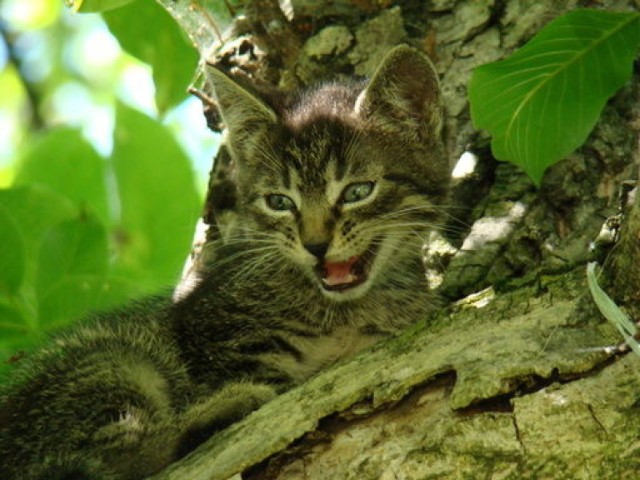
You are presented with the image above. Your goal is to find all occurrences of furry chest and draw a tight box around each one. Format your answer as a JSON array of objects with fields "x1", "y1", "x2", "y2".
[{"x1": 259, "y1": 326, "x2": 384, "y2": 384}]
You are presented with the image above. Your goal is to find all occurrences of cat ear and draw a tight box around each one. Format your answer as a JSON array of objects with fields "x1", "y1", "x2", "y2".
[
  {"x1": 355, "y1": 45, "x2": 442, "y2": 140},
  {"x1": 206, "y1": 66, "x2": 277, "y2": 158}
]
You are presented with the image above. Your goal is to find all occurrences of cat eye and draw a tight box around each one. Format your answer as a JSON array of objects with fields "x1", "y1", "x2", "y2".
[
  {"x1": 341, "y1": 181, "x2": 375, "y2": 204},
  {"x1": 266, "y1": 194, "x2": 296, "y2": 211}
]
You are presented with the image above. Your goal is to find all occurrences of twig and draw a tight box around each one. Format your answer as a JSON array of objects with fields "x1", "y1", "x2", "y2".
[{"x1": 0, "y1": 19, "x2": 44, "y2": 130}]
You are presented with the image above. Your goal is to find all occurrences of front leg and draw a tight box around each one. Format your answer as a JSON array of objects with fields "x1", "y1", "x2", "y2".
[{"x1": 175, "y1": 381, "x2": 278, "y2": 459}]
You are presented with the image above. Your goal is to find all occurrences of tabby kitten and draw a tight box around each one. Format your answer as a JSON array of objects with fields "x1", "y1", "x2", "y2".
[{"x1": 0, "y1": 45, "x2": 449, "y2": 480}]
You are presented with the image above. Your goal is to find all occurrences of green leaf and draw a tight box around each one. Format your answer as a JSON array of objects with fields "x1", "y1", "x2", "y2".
[
  {"x1": 0, "y1": 300, "x2": 35, "y2": 350},
  {"x1": 0, "y1": 205, "x2": 26, "y2": 295},
  {"x1": 0, "y1": 301, "x2": 27, "y2": 335},
  {"x1": 67, "y1": 0, "x2": 135, "y2": 13},
  {"x1": 102, "y1": 0, "x2": 199, "y2": 113},
  {"x1": 470, "y1": 9, "x2": 640, "y2": 185},
  {"x1": 0, "y1": 186, "x2": 77, "y2": 263},
  {"x1": 111, "y1": 102, "x2": 200, "y2": 289},
  {"x1": 38, "y1": 275, "x2": 133, "y2": 329},
  {"x1": 586, "y1": 262, "x2": 640, "y2": 356},
  {"x1": 36, "y1": 217, "x2": 109, "y2": 298},
  {"x1": 0, "y1": 306, "x2": 39, "y2": 381},
  {"x1": 0, "y1": 186, "x2": 78, "y2": 335},
  {"x1": 14, "y1": 128, "x2": 110, "y2": 225}
]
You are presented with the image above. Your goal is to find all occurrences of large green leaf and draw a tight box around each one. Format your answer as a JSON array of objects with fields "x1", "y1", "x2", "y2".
[
  {"x1": 102, "y1": 0, "x2": 199, "y2": 113},
  {"x1": 111, "y1": 102, "x2": 200, "y2": 289},
  {"x1": 470, "y1": 9, "x2": 640, "y2": 185},
  {"x1": 0, "y1": 186, "x2": 77, "y2": 266},
  {"x1": 38, "y1": 275, "x2": 133, "y2": 330},
  {"x1": 36, "y1": 217, "x2": 109, "y2": 298},
  {"x1": 0, "y1": 205, "x2": 26, "y2": 295},
  {"x1": 67, "y1": 0, "x2": 135, "y2": 13},
  {"x1": 0, "y1": 186, "x2": 78, "y2": 343},
  {"x1": 14, "y1": 128, "x2": 110, "y2": 224},
  {"x1": 0, "y1": 303, "x2": 29, "y2": 337},
  {"x1": 0, "y1": 306, "x2": 39, "y2": 381}
]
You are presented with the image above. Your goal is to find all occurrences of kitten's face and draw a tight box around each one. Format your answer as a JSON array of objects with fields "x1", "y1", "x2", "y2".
[
  {"x1": 232, "y1": 121, "x2": 444, "y2": 300},
  {"x1": 208, "y1": 46, "x2": 449, "y2": 301}
]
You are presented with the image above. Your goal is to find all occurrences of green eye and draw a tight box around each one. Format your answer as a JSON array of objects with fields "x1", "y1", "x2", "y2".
[
  {"x1": 266, "y1": 194, "x2": 296, "y2": 211},
  {"x1": 342, "y1": 181, "x2": 375, "y2": 204}
]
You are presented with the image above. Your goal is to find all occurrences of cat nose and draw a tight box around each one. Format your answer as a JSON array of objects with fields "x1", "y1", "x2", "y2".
[{"x1": 304, "y1": 242, "x2": 329, "y2": 259}]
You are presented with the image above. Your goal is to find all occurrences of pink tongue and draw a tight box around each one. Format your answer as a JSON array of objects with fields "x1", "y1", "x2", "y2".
[{"x1": 323, "y1": 256, "x2": 359, "y2": 286}]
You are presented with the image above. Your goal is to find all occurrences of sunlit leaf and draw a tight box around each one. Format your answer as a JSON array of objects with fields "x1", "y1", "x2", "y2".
[
  {"x1": 470, "y1": 9, "x2": 640, "y2": 185},
  {"x1": 102, "y1": 0, "x2": 199, "y2": 113},
  {"x1": 66, "y1": 0, "x2": 135, "y2": 13},
  {"x1": 15, "y1": 128, "x2": 110, "y2": 225},
  {"x1": 111, "y1": 102, "x2": 200, "y2": 289},
  {"x1": 3, "y1": 0, "x2": 61, "y2": 29},
  {"x1": 0, "y1": 65, "x2": 27, "y2": 112}
]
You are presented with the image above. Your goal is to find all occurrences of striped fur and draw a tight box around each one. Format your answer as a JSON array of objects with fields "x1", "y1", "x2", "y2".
[{"x1": 0, "y1": 46, "x2": 449, "y2": 480}]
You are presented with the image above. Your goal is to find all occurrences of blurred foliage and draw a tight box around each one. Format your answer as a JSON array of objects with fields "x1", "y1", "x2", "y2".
[
  {"x1": 102, "y1": 0, "x2": 199, "y2": 113},
  {"x1": 0, "y1": 0, "x2": 214, "y2": 379}
]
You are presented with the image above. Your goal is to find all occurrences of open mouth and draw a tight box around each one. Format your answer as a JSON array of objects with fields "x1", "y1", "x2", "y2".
[{"x1": 315, "y1": 243, "x2": 378, "y2": 292}]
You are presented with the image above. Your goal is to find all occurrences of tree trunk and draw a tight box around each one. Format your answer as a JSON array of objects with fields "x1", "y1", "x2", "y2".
[{"x1": 159, "y1": 0, "x2": 640, "y2": 478}]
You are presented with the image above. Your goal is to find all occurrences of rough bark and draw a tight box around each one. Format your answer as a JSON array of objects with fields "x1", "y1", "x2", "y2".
[
  {"x1": 161, "y1": 0, "x2": 640, "y2": 478},
  {"x1": 156, "y1": 272, "x2": 640, "y2": 479},
  {"x1": 611, "y1": 176, "x2": 640, "y2": 319}
]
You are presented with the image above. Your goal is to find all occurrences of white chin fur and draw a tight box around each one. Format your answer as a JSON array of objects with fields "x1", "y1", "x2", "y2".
[{"x1": 319, "y1": 279, "x2": 373, "y2": 301}]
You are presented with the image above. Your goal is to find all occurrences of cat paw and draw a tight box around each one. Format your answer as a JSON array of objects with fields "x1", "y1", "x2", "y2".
[
  {"x1": 175, "y1": 381, "x2": 277, "y2": 457},
  {"x1": 187, "y1": 381, "x2": 277, "y2": 429}
]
